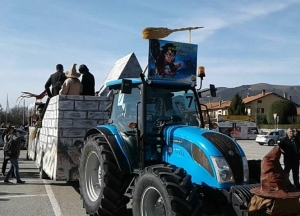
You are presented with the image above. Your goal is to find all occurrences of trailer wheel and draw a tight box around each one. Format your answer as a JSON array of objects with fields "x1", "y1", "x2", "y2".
[
  {"x1": 132, "y1": 164, "x2": 201, "y2": 216},
  {"x1": 79, "y1": 134, "x2": 131, "y2": 216}
]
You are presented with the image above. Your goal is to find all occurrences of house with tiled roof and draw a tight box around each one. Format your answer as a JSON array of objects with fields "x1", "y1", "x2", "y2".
[{"x1": 204, "y1": 89, "x2": 298, "y2": 122}]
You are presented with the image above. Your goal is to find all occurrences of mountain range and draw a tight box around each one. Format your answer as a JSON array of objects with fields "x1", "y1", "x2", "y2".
[{"x1": 201, "y1": 83, "x2": 300, "y2": 105}]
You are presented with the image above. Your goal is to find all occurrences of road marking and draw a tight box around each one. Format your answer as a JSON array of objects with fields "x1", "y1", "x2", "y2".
[
  {"x1": 43, "y1": 179, "x2": 63, "y2": 216},
  {"x1": 0, "y1": 194, "x2": 47, "y2": 198}
]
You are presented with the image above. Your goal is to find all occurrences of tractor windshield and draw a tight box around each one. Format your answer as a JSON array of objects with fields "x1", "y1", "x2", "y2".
[
  {"x1": 110, "y1": 87, "x2": 141, "y2": 133},
  {"x1": 145, "y1": 85, "x2": 200, "y2": 133}
]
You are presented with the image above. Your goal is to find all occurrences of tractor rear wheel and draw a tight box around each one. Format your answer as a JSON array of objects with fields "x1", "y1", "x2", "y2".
[
  {"x1": 79, "y1": 134, "x2": 131, "y2": 216},
  {"x1": 132, "y1": 164, "x2": 201, "y2": 216}
]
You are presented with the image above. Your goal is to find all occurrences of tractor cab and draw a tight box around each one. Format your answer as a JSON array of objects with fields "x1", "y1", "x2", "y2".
[{"x1": 107, "y1": 75, "x2": 210, "y2": 169}]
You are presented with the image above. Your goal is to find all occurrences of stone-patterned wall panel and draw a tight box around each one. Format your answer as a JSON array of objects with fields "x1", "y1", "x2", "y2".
[
  {"x1": 57, "y1": 110, "x2": 64, "y2": 118},
  {"x1": 53, "y1": 110, "x2": 58, "y2": 119},
  {"x1": 59, "y1": 138, "x2": 73, "y2": 147},
  {"x1": 75, "y1": 101, "x2": 99, "y2": 111},
  {"x1": 84, "y1": 96, "x2": 102, "y2": 101},
  {"x1": 63, "y1": 111, "x2": 87, "y2": 119},
  {"x1": 88, "y1": 111, "x2": 103, "y2": 119},
  {"x1": 51, "y1": 119, "x2": 58, "y2": 128},
  {"x1": 99, "y1": 103, "x2": 110, "y2": 111},
  {"x1": 73, "y1": 119, "x2": 98, "y2": 128},
  {"x1": 40, "y1": 134, "x2": 47, "y2": 143},
  {"x1": 57, "y1": 119, "x2": 73, "y2": 128},
  {"x1": 62, "y1": 128, "x2": 86, "y2": 138},
  {"x1": 98, "y1": 119, "x2": 109, "y2": 125},
  {"x1": 43, "y1": 119, "x2": 48, "y2": 128},
  {"x1": 43, "y1": 138, "x2": 58, "y2": 180},
  {"x1": 47, "y1": 136, "x2": 54, "y2": 147},
  {"x1": 59, "y1": 95, "x2": 84, "y2": 101},
  {"x1": 58, "y1": 100, "x2": 74, "y2": 110},
  {"x1": 48, "y1": 128, "x2": 55, "y2": 136}
]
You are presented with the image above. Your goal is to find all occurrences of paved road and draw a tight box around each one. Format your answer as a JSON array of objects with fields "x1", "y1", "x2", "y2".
[
  {"x1": 0, "y1": 149, "x2": 87, "y2": 216},
  {"x1": 0, "y1": 140, "x2": 288, "y2": 216}
]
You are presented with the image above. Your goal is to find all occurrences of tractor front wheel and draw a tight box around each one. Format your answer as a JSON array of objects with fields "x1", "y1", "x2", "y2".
[
  {"x1": 79, "y1": 134, "x2": 131, "y2": 216},
  {"x1": 132, "y1": 164, "x2": 201, "y2": 216}
]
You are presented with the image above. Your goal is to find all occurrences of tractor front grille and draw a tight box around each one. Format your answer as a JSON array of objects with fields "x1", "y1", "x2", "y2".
[{"x1": 203, "y1": 132, "x2": 244, "y2": 183}]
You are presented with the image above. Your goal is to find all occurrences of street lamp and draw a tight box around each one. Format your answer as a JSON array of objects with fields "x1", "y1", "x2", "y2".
[{"x1": 142, "y1": 26, "x2": 203, "y2": 43}]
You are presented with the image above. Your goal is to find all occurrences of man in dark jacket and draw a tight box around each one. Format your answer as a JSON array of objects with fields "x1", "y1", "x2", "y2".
[
  {"x1": 45, "y1": 64, "x2": 67, "y2": 98},
  {"x1": 278, "y1": 128, "x2": 300, "y2": 189},
  {"x1": 4, "y1": 129, "x2": 25, "y2": 184},
  {"x1": 79, "y1": 64, "x2": 95, "y2": 96}
]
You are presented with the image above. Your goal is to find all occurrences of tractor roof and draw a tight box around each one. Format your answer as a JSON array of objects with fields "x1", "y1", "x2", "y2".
[{"x1": 106, "y1": 78, "x2": 194, "y2": 89}]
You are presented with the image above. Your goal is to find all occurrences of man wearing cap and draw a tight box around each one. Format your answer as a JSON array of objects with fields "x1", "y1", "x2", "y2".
[
  {"x1": 78, "y1": 64, "x2": 95, "y2": 96},
  {"x1": 278, "y1": 128, "x2": 300, "y2": 189},
  {"x1": 45, "y1": 64, "x2": 67, "y2": 98}
]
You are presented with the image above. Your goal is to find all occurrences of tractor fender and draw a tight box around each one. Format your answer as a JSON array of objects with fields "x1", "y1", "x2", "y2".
[{"x1": 84, "y1": 126, "x2": 131, "y2": 174}]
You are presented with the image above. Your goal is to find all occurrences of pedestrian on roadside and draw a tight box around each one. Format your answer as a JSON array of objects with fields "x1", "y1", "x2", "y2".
[
  {"x1": 1, "y1": 125, "x2": 12, "y2": 176},
  {"x1": 278, "y1": 127, "x2": 300, "y2": 189},
  {"x1": 78, "y1": 64, "x2": 95, "y2": 96},
  {"x1": 4, "y1": 128, "x2": 25, "y2": 184},
  {"x1": 224, "y1": 128, "x2": 232, "y2": 138},
  {"x1": 59, "y1": 63, "x2": 83, "y2": 95},
  {"x1": 45, "y1": 64, "x2": 67, "y2": 98}
]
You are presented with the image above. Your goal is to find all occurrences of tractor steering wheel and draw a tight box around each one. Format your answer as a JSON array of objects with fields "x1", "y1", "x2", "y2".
[{"x1": 153, "y1": 116, "x2": 171, "y2": 126}]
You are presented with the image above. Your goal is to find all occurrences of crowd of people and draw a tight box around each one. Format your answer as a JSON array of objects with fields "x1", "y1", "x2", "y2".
[{"x1": 45, "y1": 63, "x2": 95, "y2": 98}]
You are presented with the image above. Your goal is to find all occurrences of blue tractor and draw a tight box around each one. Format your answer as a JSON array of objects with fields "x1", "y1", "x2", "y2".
[{"x1": 79, "y1": 39, "x2": 260, "y2": 216}]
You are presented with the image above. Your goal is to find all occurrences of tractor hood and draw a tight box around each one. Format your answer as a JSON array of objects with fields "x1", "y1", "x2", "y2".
[
  {"x1": 162, "y1": 124, "x2": 247, "y2": 185},
  {"x1": 163, "y1": 124, "x2": 245, "y2": 157}
]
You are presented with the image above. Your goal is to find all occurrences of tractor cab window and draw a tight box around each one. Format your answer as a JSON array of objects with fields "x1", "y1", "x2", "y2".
[
  {"x1": 146, "y1": 86, "x2": 200, "y2": 133},
  {"x1": 110, "y1": 87, "x2": 141, "y2": 133}
]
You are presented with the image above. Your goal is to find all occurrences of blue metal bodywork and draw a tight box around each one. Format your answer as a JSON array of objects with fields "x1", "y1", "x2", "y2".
[
  {"x1": 101, "y1": 78, "x2": 248, "y2": 190},
  {"x1": 92, "y1": 123, "x2": 247, "y2": 190},
  {"x1": 162, "y1": 125, "x2": 246, "y2": 189}
]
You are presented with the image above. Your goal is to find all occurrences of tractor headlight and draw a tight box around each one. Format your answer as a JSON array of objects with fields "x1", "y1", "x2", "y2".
[
  {"x1": 242, "y1": 157, "x2": 249, "y2": 182},
  {"x1": 211, "y1": 157, "x2": 234, "y2": 183}
]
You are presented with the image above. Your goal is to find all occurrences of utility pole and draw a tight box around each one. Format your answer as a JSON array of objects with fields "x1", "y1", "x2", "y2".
[{"x1": 23, "y1": 99, "x2": 25, "y2": 125}]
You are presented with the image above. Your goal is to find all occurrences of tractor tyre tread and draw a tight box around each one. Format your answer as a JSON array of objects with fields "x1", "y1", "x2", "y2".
[
  {"x1": 79, "y1": 134, "x2": 131, "y2": 216},
  {"x1": 132, "y1": 164, "x2": 201, "y2": 216}
]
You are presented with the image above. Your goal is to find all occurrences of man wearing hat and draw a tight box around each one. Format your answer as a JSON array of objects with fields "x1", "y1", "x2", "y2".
[
  {"x1": 59, "y1": 64, "x2": 83, "y2": 95},
  {"x1": 45, "y1": 64, "x2": 67, "y2": 97}
]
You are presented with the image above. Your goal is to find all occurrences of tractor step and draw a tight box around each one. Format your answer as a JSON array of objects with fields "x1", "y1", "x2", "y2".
[{"x1": 124, "y1": 176, "x2": 136, "y2": 198}]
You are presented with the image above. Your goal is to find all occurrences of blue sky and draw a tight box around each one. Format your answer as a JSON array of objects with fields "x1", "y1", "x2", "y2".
[{"x1": 0, "y1": 0, "x2": 299, "y2": 110}]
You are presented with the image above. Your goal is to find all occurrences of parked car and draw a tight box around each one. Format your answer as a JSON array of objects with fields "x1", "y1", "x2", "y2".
[{"x1": 255, "y1": 129, "x2": 286, "y2": 146}]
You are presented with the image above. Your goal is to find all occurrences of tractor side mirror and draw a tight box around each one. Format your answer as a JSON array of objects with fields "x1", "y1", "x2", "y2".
[
  {"x1": 210, "y1": 84, "x2": 217, "y2": 97},
  {"x1": 121, "y1": 79, "x2": 132, "y2": 94}
]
